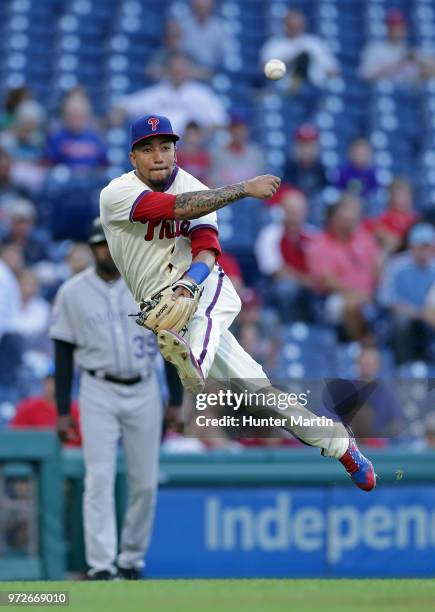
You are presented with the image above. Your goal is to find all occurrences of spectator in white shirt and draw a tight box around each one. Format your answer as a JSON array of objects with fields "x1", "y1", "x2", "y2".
[
  {"x1": 0, "y1": 242, "x2": 23, "y2": 386},
  {"x1": 359, "y1": 9, "x2": 435, "y2": 84},
  {"x1": 115, "y1": 52, "x2": 227, "y2": 135},
  {"x1": 178, "y1": 0, "x2": 235, "y2": 71},
  {"x1": 260, "y1": 9, "x2": 340, "y2": 89},
  {"x1": 16, "y1": 268, "x2": 50, "y2": 344}
]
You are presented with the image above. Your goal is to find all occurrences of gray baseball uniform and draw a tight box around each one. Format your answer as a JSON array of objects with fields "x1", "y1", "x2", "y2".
[{"x1": 50, "y1": 266, "x2": 162, "y2": 575}]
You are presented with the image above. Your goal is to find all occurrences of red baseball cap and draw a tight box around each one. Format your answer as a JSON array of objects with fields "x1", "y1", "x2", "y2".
[
  {"x1": 386, "y1": 9, "x2": 407, "y2": 25},
  {"x1": 268, "y1": 184, "x2": 305, "y2": 206},
  {"x1": 295, "y1": 124, "x2": 319, "y2": 142}
]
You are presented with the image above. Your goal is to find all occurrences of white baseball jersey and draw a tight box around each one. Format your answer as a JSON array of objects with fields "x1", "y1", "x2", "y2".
[
  {"x1": 49, "y1": 267, "x2": 157, "y2": 376},
  {"x1": 100, "y1": 163, "x2": 349, "y2": 464},
  {"x1": 99, "y1": 166, "x2": 218, "y2": 302}
]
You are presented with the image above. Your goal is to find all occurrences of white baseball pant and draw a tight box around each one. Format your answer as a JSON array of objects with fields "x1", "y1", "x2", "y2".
[
  {"x1": 186, "y1": 266, "x2": 348, "y2": 458},
  {"x1": 79, "y1": 369, "x2": 162, "y2": 574}
]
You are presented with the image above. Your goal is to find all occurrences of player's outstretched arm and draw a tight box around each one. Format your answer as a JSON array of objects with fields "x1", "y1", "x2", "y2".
[{"x1": 173, "y1": 174, "x2": 281, "y2": 220}]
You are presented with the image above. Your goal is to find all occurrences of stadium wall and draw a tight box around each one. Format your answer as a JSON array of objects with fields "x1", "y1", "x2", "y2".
[{"x1": 1, "y1": 432, "x2": 435, "y2": 579}]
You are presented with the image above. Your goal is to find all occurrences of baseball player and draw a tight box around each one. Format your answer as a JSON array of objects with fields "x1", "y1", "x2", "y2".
[
  {"x1": 99, "y1": 114, "x2": 376, "y2": 492},
  {"x1": 50, "y1": 219, "x2": 182, "y2": 580}
]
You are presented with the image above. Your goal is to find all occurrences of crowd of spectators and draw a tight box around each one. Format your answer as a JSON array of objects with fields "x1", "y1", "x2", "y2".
[
  {"x1": 1, "y1": 0, "x2": 435, "y2": 448},
  {"x1": 261, "y1": 8, "x2": 340, "y2": 91},
  {"x1": 359, "y1": 8, "x2": 435, "y2": 84}
]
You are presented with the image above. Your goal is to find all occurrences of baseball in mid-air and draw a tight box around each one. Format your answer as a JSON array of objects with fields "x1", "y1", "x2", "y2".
[{"x1": 264, "y1": 58, "x2": 286, "y2": 80}]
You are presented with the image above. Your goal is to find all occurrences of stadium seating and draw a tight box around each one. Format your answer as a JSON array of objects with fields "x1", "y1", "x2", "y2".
[
  {"x1": 1, "y1": 0, "x2": 435, "y2": 440},
  {"x1": 275, "y1": 322, "x2": 339, "y2": 379},
  {"x1": 40, "y1": 169, "x2": 105, "y2": 241},
  {"x1": 1, "y1": 0, "x2": 433, "y2": 190}
]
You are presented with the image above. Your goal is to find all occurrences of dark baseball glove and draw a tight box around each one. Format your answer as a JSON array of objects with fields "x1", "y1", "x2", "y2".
[{"x1": 136, "y1": 279, "x2": 203, "y2": 335}]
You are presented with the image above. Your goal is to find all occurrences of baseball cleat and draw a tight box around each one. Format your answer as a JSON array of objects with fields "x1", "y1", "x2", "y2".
[
  {"x1": 157, "y1": 330, "x2": 205, "y2": 394},
  {"x1": 117, "y1": 566, "x2": 142, "y2": 580},
  {"x1": 339, "y1": 438, "x2": 376, "y2": 491},
  {"x1": 86, "y1": 569, "x2": 119, "y2": 581}
]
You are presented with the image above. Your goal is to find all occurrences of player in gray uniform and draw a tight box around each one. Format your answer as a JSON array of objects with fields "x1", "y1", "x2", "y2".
[{"x1": 50, "y1": 219, "x2": 182, "y2": 580}]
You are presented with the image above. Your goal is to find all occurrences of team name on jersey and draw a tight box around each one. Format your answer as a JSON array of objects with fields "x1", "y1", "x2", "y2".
[
  {"x1": 142, "y1": 219, "x2": 191, "y2": 241},
  {"x1": 85, "y1": 309, "x2": 126, "y2": 329}
]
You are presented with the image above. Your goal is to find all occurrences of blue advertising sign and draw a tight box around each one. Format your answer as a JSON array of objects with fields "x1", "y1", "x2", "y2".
[
  {"x1": 146, "y1": 486, "x2": 435, "y2": 578},
  {"x1": 328, "y1": 486, "x2": 435, "y2": 576}
]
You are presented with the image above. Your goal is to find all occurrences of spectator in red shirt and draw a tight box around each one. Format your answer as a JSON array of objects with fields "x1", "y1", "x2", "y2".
[
  {"x1": 10, "y1": 369, "x2": 81, "y2": 446},
  {"x1": 218, "y1": 251, "x2": 244, "y2": 293},
  {"x1": 176, "y1": 121, "x2": 211, "y2": 185},
  {"x1": 255, "y1": 188, "x2": 315, "y2": 321},
  {"x1": 365, "y1": 178, "x2": 419, "y2": 253},
  {"x1": 307, "y1": 194, "x2": 382, "y2": 339}
]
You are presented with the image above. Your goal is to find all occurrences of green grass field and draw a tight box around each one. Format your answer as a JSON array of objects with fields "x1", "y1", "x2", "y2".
[{"x1": 1, "y1": 580, "x2": 435, "y2": 612}]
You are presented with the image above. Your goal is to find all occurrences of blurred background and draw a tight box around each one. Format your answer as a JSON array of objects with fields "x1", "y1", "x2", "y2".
[{"x1": 1, "y1": 0, "x2": 435, "y2": 580}]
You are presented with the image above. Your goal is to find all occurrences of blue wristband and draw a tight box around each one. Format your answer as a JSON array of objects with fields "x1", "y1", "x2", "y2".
[{"x1": 185, "y1": 262, "x2": 210, "y2": 285}]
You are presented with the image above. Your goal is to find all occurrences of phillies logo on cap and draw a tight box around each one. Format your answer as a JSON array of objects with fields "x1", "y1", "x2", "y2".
[
  {"x1": 130, "y1": 114, "x2": 180, "y2": 149},
  {"x1": 148, "y1": 117, "x2": 160, "y2": 131}
]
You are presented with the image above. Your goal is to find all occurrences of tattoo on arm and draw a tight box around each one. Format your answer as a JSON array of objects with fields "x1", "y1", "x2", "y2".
[{"x1": 174, "y1": 183, "x2": 247, "y2": 219}]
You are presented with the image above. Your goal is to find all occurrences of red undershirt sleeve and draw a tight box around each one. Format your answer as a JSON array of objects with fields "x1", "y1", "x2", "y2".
[
  {"x1": 190, "y1": 226, "x2": 222, "y2": 259},
  {"x1": 130, "y1": 190, "x2": 177, "y2": 222}
]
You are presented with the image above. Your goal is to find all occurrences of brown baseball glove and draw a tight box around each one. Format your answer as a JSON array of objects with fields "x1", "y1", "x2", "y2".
[{"x1": 135, "y1": 279, "x2": 203, "y2": 335}]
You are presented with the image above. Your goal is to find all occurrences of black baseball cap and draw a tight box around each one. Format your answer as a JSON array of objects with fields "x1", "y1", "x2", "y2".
[{"x1": 88, "y1": 217, "x2": 106, "y2": 245}]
